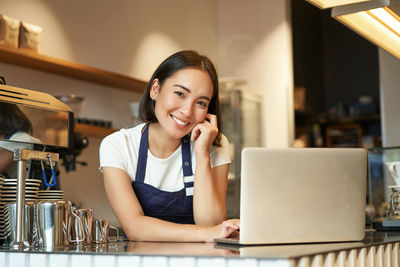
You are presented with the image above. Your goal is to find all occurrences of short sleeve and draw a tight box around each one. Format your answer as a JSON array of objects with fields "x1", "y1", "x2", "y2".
[
  {"x1": 99, "y1": 132, "x2": 128, "y2": 173},
  {"x1": 210, "y1": 134, "x2": 231, "y2": 168}
]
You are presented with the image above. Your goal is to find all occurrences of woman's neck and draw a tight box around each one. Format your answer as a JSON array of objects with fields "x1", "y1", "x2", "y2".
[{"x1": 148, "y1": 123, "x2": 181, "y2": 159}]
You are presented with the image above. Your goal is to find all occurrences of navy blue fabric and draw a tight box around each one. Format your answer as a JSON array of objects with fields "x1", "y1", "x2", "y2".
[
  {"x1": 132, "y1": 125, "x2": 195, "y2": 224},
  {"x1": 135, "y1": 126, "x2": 149, "y2": 184},
  {"x1": 181, "y1": 135, "x2": 193, "y2": 176}
]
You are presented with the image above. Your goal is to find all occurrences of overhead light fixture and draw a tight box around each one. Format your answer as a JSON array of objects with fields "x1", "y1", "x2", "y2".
[
  {"x1": 332, "y1": 0, "x2": 400, "y2": 59},
  {"x1": 306, "y1": 0, "x2": 371, "y2": 9},
  {"x1": 306, "y1": 0, "x2": 400, "y2": 60}
]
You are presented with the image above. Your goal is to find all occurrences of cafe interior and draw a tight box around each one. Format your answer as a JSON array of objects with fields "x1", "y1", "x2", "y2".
[{"x1": 0, "y1": 0, "x2": 400, "y2": 266}]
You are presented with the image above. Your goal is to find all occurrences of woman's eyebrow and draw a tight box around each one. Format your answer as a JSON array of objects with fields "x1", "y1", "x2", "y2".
[{"x1": 174, "y1": 84, "x2": 211, "y2": 101}]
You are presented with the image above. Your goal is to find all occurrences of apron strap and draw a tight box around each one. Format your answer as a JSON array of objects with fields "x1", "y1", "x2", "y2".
[
  {"x1": 135, "y1": 124, "x2": 194, "y2": 194},
  {"x1": 181, "y1": 135, "x2": 193, "y2": 177},
  {"x1": 135, "y1": 125, "x2": 149, "y2": 183},
  {"x1": 181, "y1": 135, "x2": 194, "y2": 196}
]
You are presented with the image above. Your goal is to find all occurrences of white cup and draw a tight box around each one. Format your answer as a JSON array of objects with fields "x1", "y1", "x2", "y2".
[{"x1": 385, "y1": 161, "x2": 400, "y2": 185}]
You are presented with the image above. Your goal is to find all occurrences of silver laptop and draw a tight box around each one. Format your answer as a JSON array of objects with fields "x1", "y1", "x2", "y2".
[{"x1": 216, "y1": 148, "x2": 367, "y2": 245}]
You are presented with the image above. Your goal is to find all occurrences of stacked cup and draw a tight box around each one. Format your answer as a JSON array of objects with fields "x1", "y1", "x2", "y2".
[{"x1": 1, "y1": 178, "x2": 40, "y2": 244}]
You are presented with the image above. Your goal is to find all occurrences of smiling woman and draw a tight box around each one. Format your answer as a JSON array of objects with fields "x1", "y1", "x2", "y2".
[
  {"x1": 149, "y1": 68, "x2": 214, "y2": 143},
  {"x1": 99, "y1": 50, "x2": 240, "y2": 242}
]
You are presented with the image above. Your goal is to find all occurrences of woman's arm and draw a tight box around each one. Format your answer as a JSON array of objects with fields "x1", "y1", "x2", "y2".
[
  {"x1": 193, "y1": 157, "x2": 228, "y2": 225},
  {"x1": 102, "y1": 166, "x2": 238, "y2": 242},
  {"x1": 191, "y1": 114, "x2": 229, "y2": 226}
]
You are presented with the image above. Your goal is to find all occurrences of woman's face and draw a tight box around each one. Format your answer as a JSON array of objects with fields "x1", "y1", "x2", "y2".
[{"x1": 150, "y1": 67, "x2": 214, "y2": 140}]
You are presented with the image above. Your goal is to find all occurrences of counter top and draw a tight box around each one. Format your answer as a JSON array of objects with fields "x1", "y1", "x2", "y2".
[{"x1": 0, "y1": 230, "x2": 399, "y2": 259}]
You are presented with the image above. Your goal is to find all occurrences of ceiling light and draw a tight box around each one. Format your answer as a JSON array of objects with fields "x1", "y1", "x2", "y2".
[
  {"x1": 332, "y1": 0, "x2": 400, "y2": 60},
  {"x1": 306, "y1": 0, "x2": 371, "y2": 9}
]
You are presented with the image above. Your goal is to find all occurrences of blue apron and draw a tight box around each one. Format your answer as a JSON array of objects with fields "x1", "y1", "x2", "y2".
[{"x1": 132, "y1": 125, "x2": 195, "y2": 224}]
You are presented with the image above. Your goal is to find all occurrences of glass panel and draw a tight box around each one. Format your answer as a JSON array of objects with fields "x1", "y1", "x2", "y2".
[
  {"x1": 241, "y1": 96, "x2": 262, "y2": 148},
  {"x1": 367, "y1": 146, "x2": 400, "y2": 220},
  {"x1": 220, "y1": 90, "x2": 262, "y2": 180},
  {"x1": 0, "y1": 102, "x2": 72, "y2": 148}
]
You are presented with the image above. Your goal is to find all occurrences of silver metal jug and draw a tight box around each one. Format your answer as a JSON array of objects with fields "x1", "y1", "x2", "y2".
[
  {"x1": 35, "y1": 200, "x2": 85, "y2": 247},
  {"x1": 72, "y1": 208, "x2": 93, "y2": 245},
  {"x1": 92, "y1": 218, "x2": 119, "y2": 244},
  {"x1": 5, "y1": 201, "x2": 36, "y2": 247}
]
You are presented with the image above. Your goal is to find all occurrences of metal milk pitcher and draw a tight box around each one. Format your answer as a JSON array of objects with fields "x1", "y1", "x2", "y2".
[
  {"x1": 35, "y1": 200, "x2": 85, "y2": 247},
  {"x1": 5, "y1": 201, "x2": 36, "y2": 247},
  {"x1": 72, "y1": 208, "x2": 94, "y2": 245},
  {"x1": 92, "y1": 218, "x2": 119, "y2": 244}
]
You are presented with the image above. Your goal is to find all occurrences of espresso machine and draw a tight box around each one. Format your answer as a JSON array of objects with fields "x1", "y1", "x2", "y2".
[{"x1": 0, "y1": 83, "x2": 74, "y2": 248}]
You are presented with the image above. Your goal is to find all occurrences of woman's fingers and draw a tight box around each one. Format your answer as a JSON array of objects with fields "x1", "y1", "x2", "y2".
[
  {"x1": 205, "y1": 219, "x2": 240, "y2": 242},
  {"x1": 190, "y1": 114, "x2": 218, "y2": 143},
  {"x1": 223, "y1": 219, "x2": 240, "y2": 228},
  {"x1": 191, "y1": 125, "x2": 201, "y2": 141},
  {"x1": 229, "y1": 230, "x2": 240, "y2": 239},
  {"x1": 190, "y1": 113, "x2": 219, "y2": 155},
  {"x1": 226, "y1": 220, "x2": 240, "y2": 232},
  {"x1": 205, "y1": 113, "x2": 218, "y2": 127},
  {"x1": 221, "y1": 219, "x2": 240, "y2": 237}
]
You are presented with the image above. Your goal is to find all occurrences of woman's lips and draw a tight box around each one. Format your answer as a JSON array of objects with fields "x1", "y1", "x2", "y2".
[{"x1": 171, "y1": 115, "x2": 190, "y2": 126}]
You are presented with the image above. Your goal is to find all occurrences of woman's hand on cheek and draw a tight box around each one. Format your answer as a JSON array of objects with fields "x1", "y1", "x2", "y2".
[{"x1": 191, "y1": 113, "x2": 218, "y2": 155}]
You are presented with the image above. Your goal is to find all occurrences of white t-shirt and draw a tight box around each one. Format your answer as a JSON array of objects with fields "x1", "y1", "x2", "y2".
[{"x1": 99, "y1": 123, "x2": 231, "y2": 192}]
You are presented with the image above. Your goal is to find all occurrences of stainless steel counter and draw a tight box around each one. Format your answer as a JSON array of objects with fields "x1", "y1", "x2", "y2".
[{"x1": 0, "y1": 231, "x2": 399, "y2": 267}]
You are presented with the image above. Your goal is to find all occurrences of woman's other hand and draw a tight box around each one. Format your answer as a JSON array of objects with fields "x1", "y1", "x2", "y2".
[
  {"x1": 191, "y1": 113, "x2": 218, "y2": 155},
  {"x1": 202, "y1": 219, "x2": 240, "y2": 242}
]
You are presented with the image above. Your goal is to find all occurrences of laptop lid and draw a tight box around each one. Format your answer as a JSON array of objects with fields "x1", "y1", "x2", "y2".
[{"x1": 238, "y1": 148, "x2": 367, "y2": 245}]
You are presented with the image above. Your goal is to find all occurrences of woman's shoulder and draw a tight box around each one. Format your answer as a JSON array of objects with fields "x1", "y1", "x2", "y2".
[{"x1": 210, "y1": 133, "x2": 231, "y2": 166}]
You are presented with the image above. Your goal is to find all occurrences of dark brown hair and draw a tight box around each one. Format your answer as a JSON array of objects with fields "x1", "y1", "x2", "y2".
[
  {"x1": 0, "y1": 103, "x2": 32, "y2": 138},
  {"x1": 139, "y1": 50, "x2": 222, "y2": 146}
]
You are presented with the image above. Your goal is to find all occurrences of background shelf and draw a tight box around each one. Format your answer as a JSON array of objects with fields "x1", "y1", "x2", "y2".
[
  {"x1": 0, "y1": 46, "x2": 147, "y2": 93},
  {"x1": 74, "y1": 123, "x2": 116, "y2": 138}
]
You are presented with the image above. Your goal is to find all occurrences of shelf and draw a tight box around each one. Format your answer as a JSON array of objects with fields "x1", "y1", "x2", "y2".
[
  {"x1": 0, "y1": 46, "x2": 147, "y2": 93},
  {"x1": 319, "y1": 115, "x2": 381, "y2": 125},
  {"x1": 75, "y1": 123, "x2": 116, "y2": 138},
  {"x1": 325, "y1": 123, "x2": 362, "y2": 148}
]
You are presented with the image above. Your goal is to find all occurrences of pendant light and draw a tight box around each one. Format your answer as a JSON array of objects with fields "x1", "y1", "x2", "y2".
[
  {"x1": 306, "y1": 0, "x2": 400, "y2": 60},
  {"x1": 306, "y1": 0, "x2": 371, "y2": 9}
]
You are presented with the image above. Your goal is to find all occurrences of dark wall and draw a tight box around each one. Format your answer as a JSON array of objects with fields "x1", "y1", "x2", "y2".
[
  {"x1": 321, "y1": 10, "x2": 379, "y2": 110},
  {"x1": 291, "y1": 0, "x2": 379, "y2": 115},
  {"x1": 292, "y1": 0, "x2": 325, "y2": 115}
]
